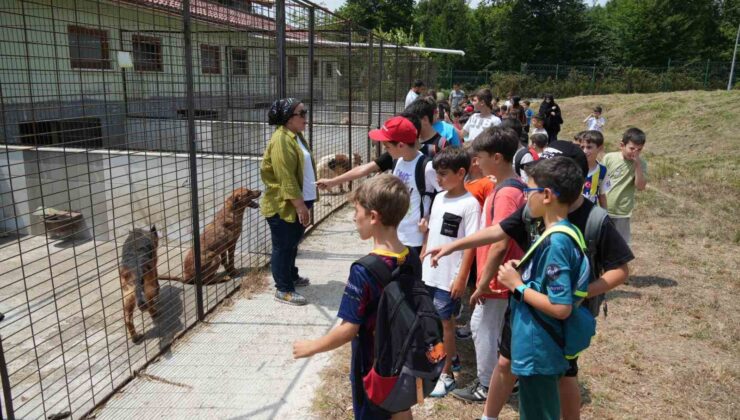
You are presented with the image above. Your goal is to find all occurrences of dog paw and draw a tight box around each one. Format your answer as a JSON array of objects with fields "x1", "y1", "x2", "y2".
[{"x1": 131, "y1": 334, "x2": 143, "y2": 344}]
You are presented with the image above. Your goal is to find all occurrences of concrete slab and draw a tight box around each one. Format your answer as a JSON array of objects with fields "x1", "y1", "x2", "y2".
[{"x1": 92, "y1": 205, "x2": 369, "y2": 419}]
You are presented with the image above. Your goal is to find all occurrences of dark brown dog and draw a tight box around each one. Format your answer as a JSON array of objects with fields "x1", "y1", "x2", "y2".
[
  {"x1": 180, "y1": 187, "x2": 261, "y2": 284},
  {"x1": 119, "y1": 225, "x2": 161, "y2": 344},
  {"x1": 316, "y1": 153, "x2": 363, "y2": 194}
]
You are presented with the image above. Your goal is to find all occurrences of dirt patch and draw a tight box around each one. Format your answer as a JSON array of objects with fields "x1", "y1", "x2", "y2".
[{"x1": 309, "y1": 91, "x2": 740, "y2": 419}]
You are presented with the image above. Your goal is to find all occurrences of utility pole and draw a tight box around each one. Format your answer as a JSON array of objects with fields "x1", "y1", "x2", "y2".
[{"x1": 728, "y1": 23, "x2": 740, "y2": 91}]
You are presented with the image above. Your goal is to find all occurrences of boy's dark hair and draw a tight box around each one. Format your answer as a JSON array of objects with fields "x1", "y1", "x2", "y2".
[
  {"x1": 500, "y1": 117, "x2": 523, "y2": 138},
  {"x1": 474, "y1": 88, "x2": 493, "y2": 108},
  {"x1": 349, "y1": 173, "x2": 409, "y2": 227},
  {"x1": 593, "y1": 106, "x2": 602, "y2": 113},
  {"x1": 533, "y1": 113, "x2": 545, "y2": 121},
  {"x1": 471, "y1": 126, "x2": 519, "y2": 162},
  {"x1": 582, "y1": 130, "x2": 604, "y2": 147},
  {"x1": 398, "y1": 111, "x2": 422, "y2": 134},
  {"x1": 530, "y1": 133, "x2": 549, "y2": 148},
  {"x1": 526, "y1": 156, "x2": 584, "y2": 205},
  {"x1": 406, "y1": 98, "x2": 435, "y2": 124},
  {"x1": 432, "y1": 146, "x2": 470, "y2": 174},
  {"x1": 622, "y1": 127, "x2": 646, "y2": 146},
  {"x1": 500, "y1": 104, "x2": 508, "y2": 112},
  {"x1": 412, "y1": 79, "x2": 425, "y2": 88},
  {"x1": 512, "y1": 96, "x2": 521, "y2": 106},
  {"x1": 574, "y1": 130, "x2": 588, "y2": 143},
  {"x1": 522, "y1": 99, "x2": 531, "y2": 106},
  {"x1": 452, "y1": 109, "x2": 463, "y2": 118}
]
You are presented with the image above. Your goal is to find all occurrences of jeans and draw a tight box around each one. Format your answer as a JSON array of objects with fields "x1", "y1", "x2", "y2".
[{"x1": 266, "y1": 202, "x2": 312, "y2": 292}]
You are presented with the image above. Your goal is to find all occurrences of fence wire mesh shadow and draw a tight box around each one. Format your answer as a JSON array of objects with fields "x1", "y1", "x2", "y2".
[{"x1": 0, "y1": 0, "x2": 436, "y2": 418}]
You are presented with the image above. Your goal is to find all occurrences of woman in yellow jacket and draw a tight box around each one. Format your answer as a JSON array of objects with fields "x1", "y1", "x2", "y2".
[{"x1": 261, "y1": 98, "x2": 317, "y2": 306}]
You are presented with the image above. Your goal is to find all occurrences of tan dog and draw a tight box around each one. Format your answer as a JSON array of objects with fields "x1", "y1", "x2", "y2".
[
  {"x1": 316, "y1": 153, "x2": 363, "y2": 194},
  {"x1": 180, "y1": 187, "x2": 261, "y2": 284},
  {"x1": 119, "y1": 226, "x2": 161, "y2": 343}
]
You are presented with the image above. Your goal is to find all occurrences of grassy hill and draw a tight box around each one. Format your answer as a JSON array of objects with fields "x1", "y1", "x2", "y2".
[{"x1": 312, "y1": 90, "x2": 740, "y2": 419}]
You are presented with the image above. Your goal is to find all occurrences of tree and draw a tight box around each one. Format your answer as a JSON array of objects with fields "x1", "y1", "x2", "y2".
[{"x1": 336, "y1": 0, "x2": 414, "y2": 32}]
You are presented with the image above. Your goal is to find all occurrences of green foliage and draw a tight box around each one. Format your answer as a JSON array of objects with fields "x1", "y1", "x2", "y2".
[{"x1": 336, "y1": 0, "x2": 414, "y2": 33}]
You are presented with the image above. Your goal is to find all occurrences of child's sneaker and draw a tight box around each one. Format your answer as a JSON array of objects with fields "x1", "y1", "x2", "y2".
[
  {"x1": 451, "y1": 378, "x2": 488, "y2": 403},
  {"x1": 430, "y1": 373, "x2": 456, "y2": 398},
  {"x1": 274, "y1": 290, "x2": 308, "y2": 306},
  {"x1": 451, "y1": 355, "x2": 462, "y2": 372},
  {"x1": 294, "y1": 276, "x2": 310, "y2": 287},
  {"x1": 455, "y1": 324, "x2": 472, "y2": 340}
]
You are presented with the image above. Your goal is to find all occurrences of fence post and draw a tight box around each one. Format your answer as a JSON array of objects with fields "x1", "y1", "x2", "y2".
[
  {"x1": 367, "y1": 33, "x2": 374, "y2": 129},
  {"x1": 555, "y1": 64, "x2": 559, "y2": 81},
  {"x1": 347, "y1": 27, "x2": 353, "y2": 190},
  {"x1": 182, "y1": 0, "x2": 205, "y2": 321},
  {"x1": 0, "y1": 313, "x2": 16, "y2": 420},
  {"x1": 377, "y1": 38, "x2": 384, "y2": 130},
  {"x1": 276, "y1": 0, "x2": 287, "y2": 98},
  {"x1": 393, "y1": 46, "x2": 399, "y2": 116},
  {"x1": 307, "y1": 6, "x2": 315, "y2": 223},
  {"x1": 591, "y1": 64, "x2": 597, "y2": 95},
  {"x1": 703, "y1": 59, "x2": 710, "y2": 89}
]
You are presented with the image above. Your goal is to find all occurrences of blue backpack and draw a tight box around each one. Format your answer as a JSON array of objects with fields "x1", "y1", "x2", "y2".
[{"x1": 516, "y1": 224, "x2": 596, "y2": 360}]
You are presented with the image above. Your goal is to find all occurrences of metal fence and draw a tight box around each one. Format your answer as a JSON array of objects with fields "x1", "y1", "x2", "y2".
[
  {"x1": 437, "y1": 60, "x2": 736, "y2": 99},
  {"x1": 0, "y1": 0, "x2": 436, "y2": 418}
]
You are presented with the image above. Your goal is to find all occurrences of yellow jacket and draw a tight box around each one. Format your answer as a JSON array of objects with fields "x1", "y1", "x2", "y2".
[{"x1": 260, "y1": 125, "x2": 317, "y2": 222}]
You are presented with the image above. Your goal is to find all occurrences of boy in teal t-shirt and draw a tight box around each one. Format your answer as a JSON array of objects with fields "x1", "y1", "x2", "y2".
[
  {"x1": 497, "y1": 157, "x2": 591, "y2": 420},
  {"x1": 602, "y1": 127, "x2": 648, "y2": 245}
]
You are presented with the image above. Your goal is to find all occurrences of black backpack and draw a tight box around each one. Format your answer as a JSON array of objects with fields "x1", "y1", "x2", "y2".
[
  {"x1": 353, "y1": 249, "x2": 445, "y2": 414},
  {"x1": 394, "y1": 156, "x2": 436, "y2": 220},
  {"x1": 521, "y1": 204, "x2": 609, "y2": 317}
]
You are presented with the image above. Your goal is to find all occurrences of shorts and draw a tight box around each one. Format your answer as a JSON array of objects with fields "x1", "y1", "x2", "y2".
[
  {"x1": 425, "y1": 285, "x2": 461, "y2": 320},
  {"x1": 564, "y1": 357, "x2": 579, "y2": 377},
  {"x1": 499, "y1": 303, "x2": 512, "y2": 360},
  {"x1": 611, "y1": 217, "x2": 631, "y2": 245}
]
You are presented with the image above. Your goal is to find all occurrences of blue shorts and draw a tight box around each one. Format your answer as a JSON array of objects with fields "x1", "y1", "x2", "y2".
[{"x1": 425, "y1": 285, "x2": 461, "y2": 320}]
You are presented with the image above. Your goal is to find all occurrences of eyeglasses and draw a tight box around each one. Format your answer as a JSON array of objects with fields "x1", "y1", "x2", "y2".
[
  {"x1": 293, "y1": 109, "x2": 308, "y2": 118},
  {"x1": 524, "y1": 187, "x2": 560, "y2": 197}
]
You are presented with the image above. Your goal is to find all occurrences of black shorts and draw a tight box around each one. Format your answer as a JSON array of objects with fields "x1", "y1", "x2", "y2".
[
  {"x1": 467, "y1": 259, "x2": 477, "y2": 288},
  {"x1": 499, "y1": 304, "x2": 512, "y2": 360},
  {"x1": 564, "y1": 357, "x2": 579, "y2": 377}
]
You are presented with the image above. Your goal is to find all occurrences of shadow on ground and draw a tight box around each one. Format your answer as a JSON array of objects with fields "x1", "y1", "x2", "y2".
[{"x1": 628, "y1": 275, "x2": 678, "y2": 288}]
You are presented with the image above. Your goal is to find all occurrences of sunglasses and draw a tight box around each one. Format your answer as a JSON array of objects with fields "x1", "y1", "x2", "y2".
[{"x1": 292, "y1": 109, "x2": 308, "y2": 118}]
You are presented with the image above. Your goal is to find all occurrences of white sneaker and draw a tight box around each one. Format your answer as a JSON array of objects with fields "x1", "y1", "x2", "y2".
[{"x1": 430, "y1": 373, "x2": 456, "y2": 398}]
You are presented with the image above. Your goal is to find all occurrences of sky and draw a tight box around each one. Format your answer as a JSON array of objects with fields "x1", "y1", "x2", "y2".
[{"x1": 319, "y1": 0, "x2": 608, "y2": 13}]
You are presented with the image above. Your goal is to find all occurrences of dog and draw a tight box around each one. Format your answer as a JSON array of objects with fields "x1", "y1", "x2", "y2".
[
  {"x1": 180, "y1": 187, "x2": 261, "y2": 285},
  {"x1": 316, "y1": 153, "x2": 363, "y2": 194},
  {"x1": 120, "y1": 225, "x2": 161, "y2": 344}
]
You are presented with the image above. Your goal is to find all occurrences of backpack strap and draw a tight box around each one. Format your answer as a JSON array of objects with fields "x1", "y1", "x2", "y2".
[
  {"x1": 355, "y1": 254, "x2": 395, "y2": 287},
  {"x1": 490, "y1": 178, "x2": 527, "y2": 221},
  {"x1": 415, "y1": 156, "x2": 434, "y2": 220},
  {"x1": 513, "y1": 148, "x2": 528, "y2": 176},
  {"x1": 528, "y1": 147, "x2": 539, "y2": 161}
]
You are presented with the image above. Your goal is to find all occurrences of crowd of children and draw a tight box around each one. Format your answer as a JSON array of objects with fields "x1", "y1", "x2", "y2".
[{"x1": 294, "y1": 87, "x2": 648, "y2": 420}]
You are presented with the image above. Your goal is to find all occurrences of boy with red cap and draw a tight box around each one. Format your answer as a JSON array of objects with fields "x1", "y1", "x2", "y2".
[{"x1": 316, "y1": 115, "x2": 440, "y2": 254}]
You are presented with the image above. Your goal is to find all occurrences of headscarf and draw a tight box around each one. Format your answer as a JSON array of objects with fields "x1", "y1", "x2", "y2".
[{"x1": 268, "y1": 97, "x2": 301, "y2": 126}]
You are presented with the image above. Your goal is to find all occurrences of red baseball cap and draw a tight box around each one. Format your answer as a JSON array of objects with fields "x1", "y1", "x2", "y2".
[{"x1": 368, "y1": 116, "x2": 418, "y2": 144}]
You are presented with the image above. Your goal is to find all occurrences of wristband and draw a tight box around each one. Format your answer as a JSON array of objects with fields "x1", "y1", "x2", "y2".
[{"x1": 513, "y1": 283, "x2": 530, "y2": 302}]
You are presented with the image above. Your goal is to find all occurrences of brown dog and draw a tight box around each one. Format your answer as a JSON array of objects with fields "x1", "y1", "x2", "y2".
[
  {"x1": 180, "y1": 187, "x2": 261, "y2": 284},
  {"x1": 120, "y1": 225, "x2": 161, "y2": 343},
  {"x1": 316, "y1": 153, "x2": 363, "y2": 194}
]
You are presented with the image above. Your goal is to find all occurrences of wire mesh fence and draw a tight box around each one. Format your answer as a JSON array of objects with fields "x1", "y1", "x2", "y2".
[
  {"x1": 0, "y1": 0, "x2": 436, "y2": 418},
  {"x1": 438, "y1": 61, "x2": 736, "y2": 99}
]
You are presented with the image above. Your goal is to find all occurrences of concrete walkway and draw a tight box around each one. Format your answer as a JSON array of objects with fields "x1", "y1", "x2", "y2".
[{"x1": 93, "y1": 205, "x2": 366, "y2": 419}]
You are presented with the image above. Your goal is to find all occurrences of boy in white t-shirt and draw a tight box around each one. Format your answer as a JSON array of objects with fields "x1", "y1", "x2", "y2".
[
  {"x1": 421, "y1": 147, "x2": 480, "y2": 398},
  {"x1": 367, "y1": 116, "x2": 439, "y2": 254},
  {"x1": 463, "y1": 88, "x2": 502, "y2": 142},
  {"x1": 583, "y1": 106, "x2": 606, "y2": 132}
]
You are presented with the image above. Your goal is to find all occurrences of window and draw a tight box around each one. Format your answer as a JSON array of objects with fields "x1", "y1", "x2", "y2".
[
  {"x1": 19, "y1": 118, "x2": 103, "y2": 148},
  {"x1": 231, "y1": 48, "x2": 248, "y2": 75},
  {"x1": 325, "y1": 62, "x2": 333, "y2": 78},
  {"x1": 201, "y1": 45, "x2": 221, "y2": 74},
  {"x1": 287, "y1": 56, "x2": 298, "y2": 78},
  {"x1": 269, "y1": 53, "x2": 277, "y2": 76},
  {"x1": 68, "y1": 26, "x2": 110, "y2": 69},
  {"x1": 132, "y1": 35, "x2": 163, "y2": 72}
]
